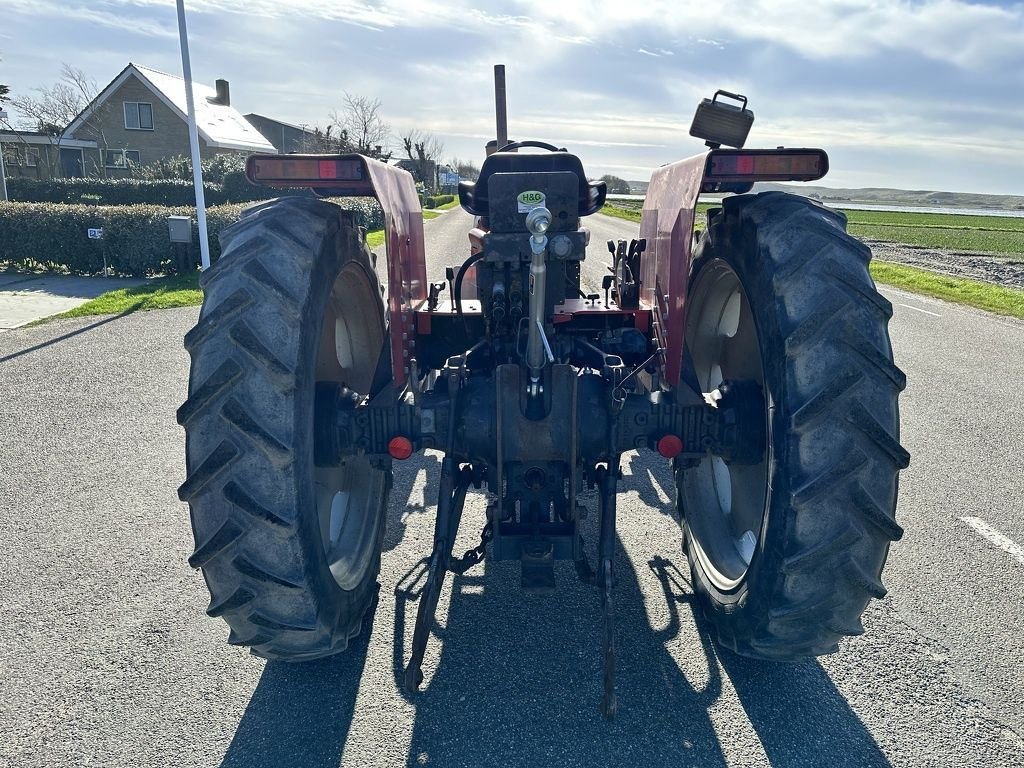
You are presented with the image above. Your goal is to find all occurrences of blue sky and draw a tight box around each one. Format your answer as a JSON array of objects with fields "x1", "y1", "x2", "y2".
[{"x1": 3, "y1": 0, "x2": 1023, "y2": 194}]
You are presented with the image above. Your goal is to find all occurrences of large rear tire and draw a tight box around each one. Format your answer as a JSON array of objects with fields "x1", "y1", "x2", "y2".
[
  {"x1": 679, "y1": 192, "x2": 909, "y2": 659},
  {"x1": 177, "y1": 196, "x2": 391, "y2": 661}
]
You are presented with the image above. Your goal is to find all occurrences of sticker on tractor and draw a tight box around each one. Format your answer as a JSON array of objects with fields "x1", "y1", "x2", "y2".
[{"x1": 517, "y1": 190, "x2": 545, "y2": 213}]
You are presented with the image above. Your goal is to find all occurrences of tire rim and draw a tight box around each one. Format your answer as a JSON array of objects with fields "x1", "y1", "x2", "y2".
[
  {"x1": 314, "y1": 261, "x2": 386, "y2": 591},
  {"x1": 681, "y1": 258, "x2": 769, "y2": 591}
]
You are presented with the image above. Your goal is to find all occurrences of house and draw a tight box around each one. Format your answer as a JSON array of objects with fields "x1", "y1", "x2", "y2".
[
  {"x1": 1, "y1": 62, "x2": 276, "y2": 179},
  {"x1": 244, "y1": 114, "x2": 317, "y2": 154},
  {"x1": 0, "y1": 130, "x2": 97, "y2": 181}
]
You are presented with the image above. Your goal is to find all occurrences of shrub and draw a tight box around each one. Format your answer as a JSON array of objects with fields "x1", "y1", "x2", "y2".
[
  {"x1": 5, "y1": 178, "x2": 386, "y2": 227},
  {"x1": 135, "y1": 153, "x2": 247, "y2": 184},
  {"x1": 0, "y1": 197, "x2": 384, "y2": 277},
  {"x1": 6, "y1": 177, "x2": 229, "y2": 206},
  {"x1": 422, "y1": 193, "x2": 455, "y2": 209}
]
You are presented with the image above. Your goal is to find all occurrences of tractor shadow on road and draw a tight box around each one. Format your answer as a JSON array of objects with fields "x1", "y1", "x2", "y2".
[
  {"x1": 398, "y1": 548, "x2": 891, "y2": 768},
  {"x1": 217, "y1": 605, "x2": 377, "y2": 768}
]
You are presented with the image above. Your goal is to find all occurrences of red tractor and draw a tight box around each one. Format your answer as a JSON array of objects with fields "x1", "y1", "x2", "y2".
[{"x1": 178, "y1": 68, "x2": 907, "y2": 717}]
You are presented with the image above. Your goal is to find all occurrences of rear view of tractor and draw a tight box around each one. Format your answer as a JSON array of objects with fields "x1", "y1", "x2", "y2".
[{"x1": 177, "y1": 67, "x2": 908, "y2": 717}]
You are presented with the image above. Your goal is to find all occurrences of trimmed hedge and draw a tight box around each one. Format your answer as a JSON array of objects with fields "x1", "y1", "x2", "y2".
[
  {"x1": 5, "y1": 175, "x2": 276, "y2": 207},
  {"x1": 423, "y1": 193, "x2": 455, "y2": 209},
  {"x1": 0, "y1": 196, "x2": 385, "y2": 277}
]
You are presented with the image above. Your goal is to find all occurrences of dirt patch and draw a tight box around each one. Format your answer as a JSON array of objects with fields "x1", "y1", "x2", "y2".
[{"x1": 862, "y1": 239, "x2": 1024, "y2": 290}]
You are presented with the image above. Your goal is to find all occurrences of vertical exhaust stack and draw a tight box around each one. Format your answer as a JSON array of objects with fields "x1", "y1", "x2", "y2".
[{"x1": 494, "y1": 64, "x2": 508, "y2": 153}]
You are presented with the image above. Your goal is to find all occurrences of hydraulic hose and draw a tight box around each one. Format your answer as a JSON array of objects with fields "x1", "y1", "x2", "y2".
[{"x1": 454, "y1": 252, "x2": 486, "y2": 317}]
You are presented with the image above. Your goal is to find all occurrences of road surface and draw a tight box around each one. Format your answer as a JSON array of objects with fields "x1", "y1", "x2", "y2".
[{"x1": 0, "y1": 207, "x2": 1021, "y2": 767}]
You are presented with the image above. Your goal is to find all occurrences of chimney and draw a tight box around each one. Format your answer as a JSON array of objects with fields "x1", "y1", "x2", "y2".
[{"x1": 214, "y1": 79, "x2": 230, "y2": 106}]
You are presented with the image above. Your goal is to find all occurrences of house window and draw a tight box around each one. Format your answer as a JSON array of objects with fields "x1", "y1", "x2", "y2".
[
  {"x1": 25, "y1": 150, "x2": 39, "y2": 167},
  {"x1": 2, "y1": 148, "x2": 20, "y2": 166},
  {"x1": 104, "y1": 149, "x2": 142, "y2": 168},
  {"x1": 124, "y1": 102, "x2": 154, "y2": 130}
]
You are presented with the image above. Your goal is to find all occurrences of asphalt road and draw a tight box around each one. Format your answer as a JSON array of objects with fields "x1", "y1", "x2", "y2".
[{"x1": 1, "y1": 207, "x2": 1022, "y2": 767}]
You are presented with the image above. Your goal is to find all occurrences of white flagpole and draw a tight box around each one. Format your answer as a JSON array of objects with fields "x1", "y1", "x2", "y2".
[{"x1": 175, "y1": 0, "x2": 210, "y2": 270}]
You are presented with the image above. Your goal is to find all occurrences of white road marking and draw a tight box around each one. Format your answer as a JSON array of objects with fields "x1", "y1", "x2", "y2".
[
  {"x1": 897, "y1": 303, "x2": 941, "y2": 317},
  {"x1": 960, "y1": 516, "x2": 1024, "y2": 567}
]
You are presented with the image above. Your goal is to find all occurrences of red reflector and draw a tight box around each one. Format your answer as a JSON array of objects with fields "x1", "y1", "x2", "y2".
[
  {"x1": 388, "y1": 436, "x2": 414, "y2": 460},
  {"x1": 319, "y1": 160, "x2": 338, "y2": 179},
  {"x1": 656, "y1": 434, "x2": 684, "y2": 458}
]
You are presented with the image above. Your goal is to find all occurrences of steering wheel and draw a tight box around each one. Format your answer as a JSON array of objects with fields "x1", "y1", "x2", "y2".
[{"x1": 498, "y1": 140, "x2": 565, "y2": 152}]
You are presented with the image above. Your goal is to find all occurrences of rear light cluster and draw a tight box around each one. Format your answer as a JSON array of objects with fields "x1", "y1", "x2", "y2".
[
  {"x1": 245, "y1": 155, "x2": 368, "y2": 189},
  {"x1": 704, "y1": 149, "x2": 828, "y2": 182}
]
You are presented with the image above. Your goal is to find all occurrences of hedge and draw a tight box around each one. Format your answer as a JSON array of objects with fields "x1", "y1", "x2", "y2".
[
  {"x1": 4, "y1": 174, "x2": 277, "y2": 207},
  {"x1": 0, "y1": 196, "x2": 385, "y2": 277},
  {"x1": 423, "y1": 193, "x2": 455, "y2": 209}
]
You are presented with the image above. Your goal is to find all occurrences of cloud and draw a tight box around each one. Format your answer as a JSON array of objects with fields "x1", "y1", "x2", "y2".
[{"x1": 3, "y1": 0, "x2": 1023, "y2": 194}]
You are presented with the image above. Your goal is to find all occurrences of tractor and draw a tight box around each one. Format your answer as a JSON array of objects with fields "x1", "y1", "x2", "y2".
[{"x1": 177, "y1": 67, "x2": 908, "y2": 717}]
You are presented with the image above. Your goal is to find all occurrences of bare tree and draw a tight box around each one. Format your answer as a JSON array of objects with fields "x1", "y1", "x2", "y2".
[
  {"x1": 9, "y1": 63, "x2": 96, "y2": 132},
  {"x1": 449, "y1": 157, "x2": 480, "y2": 182},
  {"x1": 299, "y1": 124, "x2": 351, "y2": 154},
  {"x1": 399, "y1": 129, "x2": 445, "y2": 192},
  {"x1": 328, "y1": 93, "x2": 391, "y2": 160},
  {"x1": 7, "y1": 64, "x2": 113, "y2": 177}
]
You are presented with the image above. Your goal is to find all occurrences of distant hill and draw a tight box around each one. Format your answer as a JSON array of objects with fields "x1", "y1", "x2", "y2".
[
  {"x1": 753, "y1": 183, "x2": 1024, "y2": 211},
  {"x1": 622, "y1": 180, "x2": 1024, "y2": 210}
]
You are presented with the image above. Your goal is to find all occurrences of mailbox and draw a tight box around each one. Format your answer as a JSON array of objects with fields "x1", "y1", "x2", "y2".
[{"x1": 167, "y1": 215, "x2": 192, "y2": 243}]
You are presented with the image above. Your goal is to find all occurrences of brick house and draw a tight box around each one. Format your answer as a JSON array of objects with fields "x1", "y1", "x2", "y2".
[
  {"x1": 1, "y1": 130, "x2": 98, "y2": 181},
  {"x1": 54, "y1": 63, "x2": 275, "y2": 177}
]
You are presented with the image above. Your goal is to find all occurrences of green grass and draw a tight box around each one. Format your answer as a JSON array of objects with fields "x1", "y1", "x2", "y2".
[
  {"x1": 598, "y1": 200, "x2": 1024, "y2": 318},
  {"x1": 846, "y1": 208, "x2": 1024, "y2": 254},
  {"x1": 870, "y1": 261, "x2": 1024, "y2": 319},
  {"x1": 602, "y1": 199, "x2": 1024, "y2": 255},
  {"x1": 38, "y1": 209, "x2": 450, "y2": 322},
  {"x1": 422, "y1": 210, "x2": 442, "y2": 220},
  {"x1": 32, "y1": 204, "x2": 1024, "y2": 324},
  {"x1": 42, "y1": 272, "x2": 203, "y2": 323}
]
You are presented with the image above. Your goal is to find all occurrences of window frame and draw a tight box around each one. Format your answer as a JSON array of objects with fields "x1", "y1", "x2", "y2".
[
  {"x1": 123, "y1": 101, "x2": 154, "y2": 131},
  {"x1": 103, "y1": 148, "x2": 141, "y2": 169}
]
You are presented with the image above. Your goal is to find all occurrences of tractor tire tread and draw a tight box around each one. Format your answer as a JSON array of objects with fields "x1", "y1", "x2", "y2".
[
  {"x1": 178, "y1": 196, "x2": 388, "y2": 662},
  {"x1": 686, "y1": 191, "x2": 906, "y2": 660}
]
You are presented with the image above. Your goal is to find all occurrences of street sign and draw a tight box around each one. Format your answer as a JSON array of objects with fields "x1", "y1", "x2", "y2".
[{"x1": 88, "y1": 228, "x2": 104, "y2": 239}]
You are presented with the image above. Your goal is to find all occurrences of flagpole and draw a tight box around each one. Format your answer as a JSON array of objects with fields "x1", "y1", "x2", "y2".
[{"x1": 175, "y1": 0, "x2": 210, "y2": 270}]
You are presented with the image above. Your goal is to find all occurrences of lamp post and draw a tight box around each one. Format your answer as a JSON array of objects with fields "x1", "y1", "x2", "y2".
[
  {"x1": 0, "y1": 108, "x2": 8, "y2": 202},
  {"x1": 175, "y1": 0, "x2": 210, "y2": 269}
]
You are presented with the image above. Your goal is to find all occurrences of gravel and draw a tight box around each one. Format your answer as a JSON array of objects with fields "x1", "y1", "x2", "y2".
[{"x1": 864, "y1": 239, "x2": 1024, "y2": 289}]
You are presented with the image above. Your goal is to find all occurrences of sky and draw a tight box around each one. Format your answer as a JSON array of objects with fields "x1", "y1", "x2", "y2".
[{"x1": 3, "y1": 0, "x2": 1024, "y2": 195}]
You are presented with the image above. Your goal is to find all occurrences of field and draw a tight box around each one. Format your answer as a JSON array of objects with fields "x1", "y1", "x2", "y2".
[
  {"x1": 602, "y1": 200, "x2": 1024, "y2": 256},
  {"x1": 844, "y1": 209, "x2": 1024, "y2": 255}
]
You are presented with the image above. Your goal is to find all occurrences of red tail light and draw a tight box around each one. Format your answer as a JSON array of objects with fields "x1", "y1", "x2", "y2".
[
  {"x1": 704, "y1": 149, "x2": 828, "y2": 183},
  {"x1": 245, "y1": 154, "x2": 372, "y2": 193}
]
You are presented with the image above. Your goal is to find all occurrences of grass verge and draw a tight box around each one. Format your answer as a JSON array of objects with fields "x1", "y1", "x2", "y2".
[
  {"x1": 870, "y1": 261, "x2": 1024, "y2": 319},
  {"x1": 37, "y1": 272, "x2": 203, "y2": 324},
  {"x1": 31, "y1": 209, "x2": 1024, "y2": 324},
  {"x1": 36, "y1": 222, "x2": 398, "y2": 323}
]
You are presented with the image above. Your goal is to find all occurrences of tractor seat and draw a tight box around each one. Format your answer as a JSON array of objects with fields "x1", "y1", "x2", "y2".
[{"x1": 459, "y1": 150, "x2": 607, "y2": 218}]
